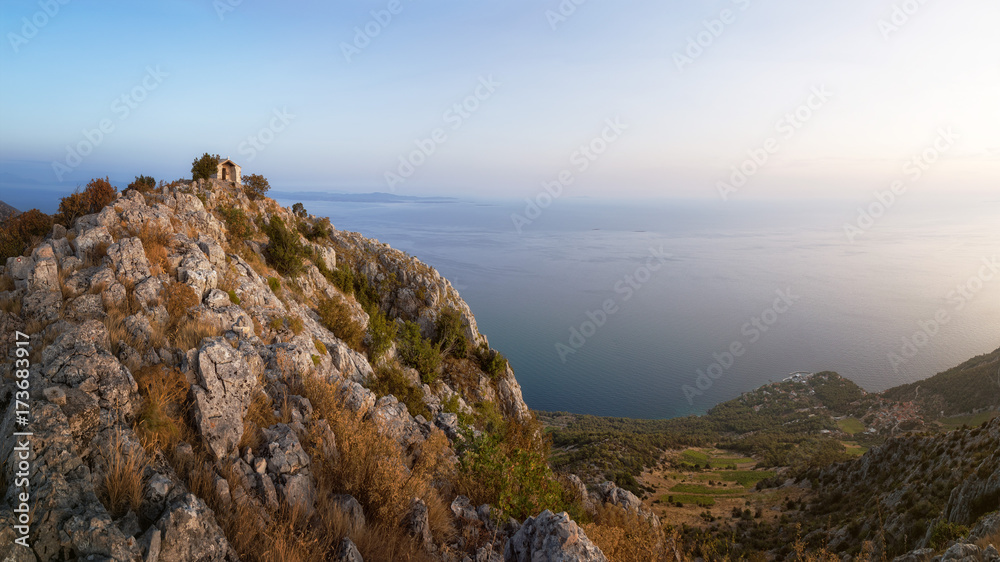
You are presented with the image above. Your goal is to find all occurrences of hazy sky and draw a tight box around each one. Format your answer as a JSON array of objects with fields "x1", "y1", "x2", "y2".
[{"x1": 1, "y1": 0, "x2": 998, "y2": 203}]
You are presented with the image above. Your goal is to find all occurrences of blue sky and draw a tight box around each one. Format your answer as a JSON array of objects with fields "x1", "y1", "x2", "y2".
[{"x1": 1, "y1": 0, "x2": 998, "y2": 209}]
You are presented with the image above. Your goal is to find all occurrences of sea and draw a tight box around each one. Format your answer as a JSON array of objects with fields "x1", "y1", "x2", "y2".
[{"x1": 273, "y1": 194, "x2": 1000, "y2": 419}]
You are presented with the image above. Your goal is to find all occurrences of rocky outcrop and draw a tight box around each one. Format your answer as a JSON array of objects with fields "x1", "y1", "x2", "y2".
[
  {"x1": 504, "y1": 510, "x2": 608, "y2": 562},
  {"x1": 192, "y1": 338, "x2": 262, "y2": 460}
]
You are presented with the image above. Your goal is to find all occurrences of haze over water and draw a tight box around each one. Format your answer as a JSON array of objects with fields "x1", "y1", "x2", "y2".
[{"x1": 277, "y1": 195, "x2": 1000, "y2": 419}]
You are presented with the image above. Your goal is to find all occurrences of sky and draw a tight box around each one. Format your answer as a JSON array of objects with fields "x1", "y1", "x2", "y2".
[{"x1": 1, "y1": 0, "x2": 998, "y2": 208}]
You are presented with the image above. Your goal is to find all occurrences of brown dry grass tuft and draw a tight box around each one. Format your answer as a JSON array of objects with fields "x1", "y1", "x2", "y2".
[
  {"x1": 0, "y1": 293, "x2": 21, "y2": 315},
  {"x1": 133, "y1": 364, "x2": 190, "y2": 452},
  {"x1": 172, "y1": 317, "x2": 221, "y2": 351},
  {"x1": 239, "y1": 390, "x2": 278, "y2": 451},
  {"x1": 98, "y1": 432, "x2": 148, "y2": 518},
  {"x1": 84, "y1": 240, "x2": 110, "y2": 268},
  {"x1": 583, "y1": 505, "x2": 683, "y2": 562},
  {"x1": 0, "y1": 273, "x2": 15, "y2": 292}
]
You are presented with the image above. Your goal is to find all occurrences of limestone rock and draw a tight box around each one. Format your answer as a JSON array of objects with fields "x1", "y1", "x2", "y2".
[
  {"x1": 73, "y1": 225, "x2": 113, "y2": 261},
  {"x1": 331, "y1": 494, "x2": 366, "y2": 533},
  {"x1": 406, "y1": 497, "x2": 433, "y2": 550},
  {"x1": 106, "y1": 236, "x2": 151, "y2": 285},
  {"x1": 504, "y1": 510, "x2": 608, "y2": 562},
  {"x1": 191, "y1": 338, "x2": 260, "y2": 460},
  {"x1": 334, "y1": 538, "x2": 364, "y2": 562},
  {"x1": 154, "y1": 493, "x2": 238, "y2": 562}
]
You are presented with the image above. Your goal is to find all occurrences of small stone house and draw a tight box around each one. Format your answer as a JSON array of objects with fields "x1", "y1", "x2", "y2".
[{"x1": 212, "y1": 159, "x2": 241, "y2": 184}]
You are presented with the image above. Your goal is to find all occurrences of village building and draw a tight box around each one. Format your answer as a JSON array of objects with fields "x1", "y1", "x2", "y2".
[{"x1": 212, "y1": 158, "x2": 241, "y2": 184}]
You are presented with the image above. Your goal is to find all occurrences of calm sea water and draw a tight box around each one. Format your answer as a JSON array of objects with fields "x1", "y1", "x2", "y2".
[{"x1": 274, "y1": 195, "x2": 1000, "y2": 419}]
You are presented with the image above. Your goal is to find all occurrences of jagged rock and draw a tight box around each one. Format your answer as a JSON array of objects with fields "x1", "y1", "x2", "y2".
[
  {"x1": 21, "y1": 289, "x2": 62, "y2": 324},
  {"x1": 134, "y1": 276, "x2": 163, "y2": 307},
  {"x1": 946, "y1": 447, "x2": 1000, "y2": 525},
  {"x1": 504, "y1": 510, "x2": 608, "y2": 562},
  {"x1": 494, "y1": 366, "x2": 531, "y2": 423},
  {"x1": 369, "y1": 395, "x2": 424, "y2": 449},
  {"x1": 940, "y1": 543, "x2": 990, "y2": 561},
  {"x1": 334, "y1": 538, "x2": 364, "y2": 562},
  {"x1": 73, "y1": 225, "x2": 113, "y2": 260},
  {"x1": 191, "y1": 338, "x2": 260, "y2": 460},
  {"x1": 178, "y1": 250, "x2": 218, "y2": 299},
  {"x1": 435, "y1": 412, "x2": 461, "y2": 440},
  {"x1": 477, "y1": 546, "x2": 504, "y2": 562},
  {"x1": 313, "y1": 419, "x2": 339, "y2": 462},
  {"x1": 597, "y1": 481, "x2": 641, "y2": 513},
  {"x1": 106, "y1": 236, "x2": 151, "y2": 285},
  {"x1": 204, "y1": 288, "x2": 231, "y2": 309},
  {"x1": 41, "y1": 320, "x2": 140, "y2": 418},
  {"x1": 198, "y1": 235, "x2": 226, "y2": 267},
  {"x1": 60, "y1": 387, "x2": 101, "y2": 441},
  {"x1": 6, "y1": 255, "x2": 34, "y2": 291},
  {"x1": 154, "y1": 493, "x2": 238, "y2": 562},
  {"x1": 66, "y1": 293, "x2": 105, "y2": 321},
  {"x1": 30, "y1": 243, "x2": 59, "y2": 292},
  {"x1": 331, "y1": 494, "x2": 367, "y2": 533},
  {"x1": 327, "y1": 339, "x2": 375, "y2": 383},
  {"x1": 452, "y1": 495, "x2": 479, "y2": 523},
  {"x1": 261, "y1": 424, "x2": 316, "y2": 515},
  {"x1": 565, "y1": 475, "x2": 595, "y2": 513},
  {"x1": 331, "y1": 377, "x2": 377, "y2": 416},
  {"x1": 891, "y1": 548, "x2": 934, "y2": 562},
  {"x1": 406, "y1": 497, "x2": 434, "y2": 550},
  {"x1": 969, "y1": 511, "x2": 1000, "y2": 543}
]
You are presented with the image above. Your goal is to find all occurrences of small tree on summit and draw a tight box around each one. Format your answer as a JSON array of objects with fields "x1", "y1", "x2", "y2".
[
  {"x1": 191, "y1": 153, "x2": 221, "y2": 181},
  {"x1": 243, "y1": 173, "x2": 270, "y2": 200}
]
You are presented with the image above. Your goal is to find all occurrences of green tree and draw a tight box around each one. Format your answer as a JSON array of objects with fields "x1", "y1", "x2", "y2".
[
  {"x1": 292, "y1": 202, "x2": 306, "y2": 217},
  {"x1": 263, "y1": 216, "x2": 303, "y2": 275},
  {"x1": 126, "y1": 175, "x2": 156, "y2": 192},
  {"x1": 191, "y1": 153, "x2": 220, "y2": 181},
  {"x1": 243, "y1": 173, "x2": 270, "y2": 200}
]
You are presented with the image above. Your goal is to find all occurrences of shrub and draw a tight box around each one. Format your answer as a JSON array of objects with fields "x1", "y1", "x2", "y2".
[
  {"x1": 435, "y1": 307, "x2": 469, "y2": 358},
  {"x1": 288, "y1": 315, "x2": 304, "y2": 335},
  {"x1": 57, "y1": 177, "x2": 117, "y2": 225},
  {"x1": 267, "y1": 276, "x2": 281, "y2": 292},
  {"x1": 299, "y1": 217, "x2": 331, "y2": 242},
  {"x1": 263, "y1": 216, "x2": 304, "y2": 276},
  {"x1": 313, "y1": 338, "x2": 327, "y2": 355},
  {"x1": 398, "y1": 321, "x2": 442, "y2": 384},
  {"x1": 0, "y1": 209, "x2": 53, "y2": 262},
  {"x1": 243, "y1": 173, "x2": 270, "y2": 200},
  {"x1": 191, "y1": 153, "x2": 220, "y2": 181},
  {"x1": 218, "y1": 206, "x2": 254, "y2": 241},
  {"x1": 126, "y1": 175, "x2": 156, "y2": 193},
  {"x1": 930, "y1": 521, "x2": 969, "y2": 550},
  {"x1": 475, "y1": 344, "x2": 508, "y2": 380},
  {"x1": 227, "y1": 289, "x2": 240, "y2": 305},
  {"x1": 366, "y1": 308, "x2": 396, "y2": 363},
  {"x1": 317, "y1": 297, "x2": 365, "y2": 353},
  {"x1": 292, "y1": 202, "x2": 306, "y2": 217},
  {"x1": 369, "y1": 364, "x2": 431, "y2": 419}
]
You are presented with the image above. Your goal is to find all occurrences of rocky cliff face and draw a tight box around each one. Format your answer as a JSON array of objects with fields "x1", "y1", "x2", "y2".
[{"x1": 0, "y1": 180, "x2": 601, "y2": 562}]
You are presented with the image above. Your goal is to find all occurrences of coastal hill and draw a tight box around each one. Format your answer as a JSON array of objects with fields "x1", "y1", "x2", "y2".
[{"x1": 0, "y1": 172, "x2": 997, "y2": 561}]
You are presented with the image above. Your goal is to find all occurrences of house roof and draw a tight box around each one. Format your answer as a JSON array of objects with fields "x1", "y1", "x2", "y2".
[{"x1": 218, "y1": 158, "x2": 239, "y2": 167}]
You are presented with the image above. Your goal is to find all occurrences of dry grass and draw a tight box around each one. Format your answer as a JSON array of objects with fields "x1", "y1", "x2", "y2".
[
  {"x1": 98, "y1": 431, "x2": 148, "y2": 518},
  {"x1": 58, "y1": 266, "x2": 77, "y2": 300},
  {"x1": 133, "y1": 365, "x2": 190, "y2": 452},
  {"x1": 313, "y1": 338, "x2": 327, "y2": 355},
  {"x1": 0, "y1": 293, "x2": 21, "y2": 315},
  {"x1": 0, "y1": 273, "x2": 14, "y2": 292},
  {"x1": 239, "y1": 390, "x2": 278, "y2": 451},
  {"x1": 83, "y1": 240, "x2": 110, "y2": 268},
  {"x1": 289, "y1": 316, "x2": 304, "y2": 335},
  {"x1": 172, "y1": 317, "x2": 221, "y2": 351}
]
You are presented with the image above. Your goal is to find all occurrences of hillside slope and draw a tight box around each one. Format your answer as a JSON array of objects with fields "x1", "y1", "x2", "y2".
[{"x1": 883, "y1": 346, "x2": 1000, "y2": 417}]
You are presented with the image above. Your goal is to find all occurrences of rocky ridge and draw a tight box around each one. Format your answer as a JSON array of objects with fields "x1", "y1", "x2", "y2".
[{"x1": 0, "y1": 179, "x2": 614, "y2": 561}]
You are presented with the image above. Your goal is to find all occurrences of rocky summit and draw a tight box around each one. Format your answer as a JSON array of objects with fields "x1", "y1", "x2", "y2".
[{"x1": 0, "y1": 178, "x2": 613, "y2": 562}]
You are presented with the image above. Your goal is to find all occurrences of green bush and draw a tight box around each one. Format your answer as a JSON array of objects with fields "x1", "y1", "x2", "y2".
[
  {"x1": 398, "y1": 321, "x2": 441, "y2": 384},
  {"x1": 0, "y1": 209, "x2": 52, "y2": 262},
  {"x1": 476, "y1": 344, "x2": 509, "y2": 380},
  {"x1": 218, "y1": 207, "x2": 254, "y2": 241},
  {"x1": 242, "y1": 173, "x2": 270, "y2": 200},
  {"x1": 929, "y1": 521, "x2": 968, "y2": 550},
  {"x1": 317, "y1": 297, "x2": 365, "y2": 353},
  {"x1": 369, "y1": 364, "x2": 430, "y2": 419},
  {"x1": 263, "y1": 216, "x2": 304, "y2": 276},
  {"x1": 267, "y1": 276, "x2": 281, "y2": 292},
  {"x1": 435, "y1": 307, "x2": 469, "y2": 358},
  {"x1": 191, "y1": 153, "x2": 220, "y2": 181},
  {"x1": 292, "y1": 202, "x2": 306, "y2": 217},
  {"x1": 126, "y1": 175, "x2": 156, "y2": 193},
  {"x1": 227, "y1": 290, "x2": 240, "y2": 305},
  {"x1": 366, "y1": 308, "x2": 397, "y2": 363}
]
